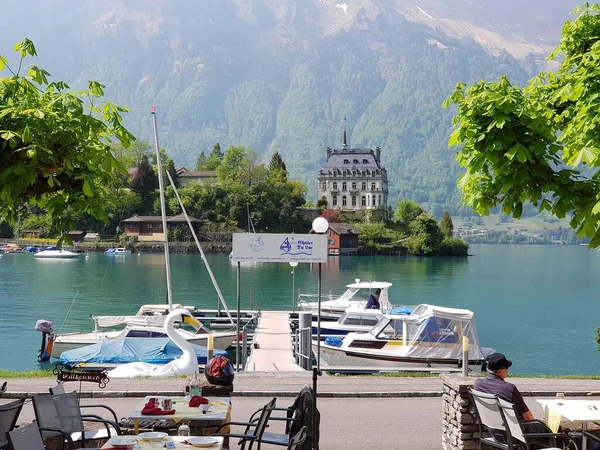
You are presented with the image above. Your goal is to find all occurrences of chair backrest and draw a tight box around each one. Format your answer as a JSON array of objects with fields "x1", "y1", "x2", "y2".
[
  {"x1": 252, "y1": 398, "x2": 277, "y2": 440},
  {"x1": 0, "y1": 382, "x2": 7, "y2": 397},
  {"x1": 469, "y1": 388, "x2": 505, "y2": 431},
  {"x1": 287, "y1": 426, "x2": 308, "y2": 450},
  {"x1": 496, "y1": 398, "x2": 525, "y2": 444},
  {"x1": 0, "y1": 398, "x2": 25, "y2": 448},
  {"x1": 7, "y1": 422, "x2": 45, "y2": 450},
  {"x1": 49, "y1": 382, "x2": 66, "y2": 395},
  {"x1": 33, "y1": 392, "x2": 84, "y2": 438}
]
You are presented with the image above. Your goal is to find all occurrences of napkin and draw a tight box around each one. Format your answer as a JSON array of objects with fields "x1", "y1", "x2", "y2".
[
  {"x1": 141, "y1": 398, "x2": 175, "y2": 415},
  {"x1": 545, "y1": 406, "x2": 562, "y2": 433},
  {"x1": 189, "y1": 396, "x2": 209, "y2": 407}
]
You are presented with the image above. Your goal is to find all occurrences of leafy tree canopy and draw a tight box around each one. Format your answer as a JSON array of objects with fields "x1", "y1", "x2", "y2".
[
  {"x1": 198, "y1": 143, "x2": 223, "y2": 171},
  {"x1": 0, "y1": 39, "x2": 134, "y2": 235},
  {"x1": 394, "y1": 199, "x2": 425, "y2": 226},
  {"x1": 444, "y1": 3, "x2": 600, "y2": 247},
  {"x1": 439, "y1": 211, "x2": 454, "y2": 238}
]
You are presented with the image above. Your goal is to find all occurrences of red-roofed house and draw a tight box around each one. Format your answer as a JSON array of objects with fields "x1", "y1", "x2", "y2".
[
  {"x1": 311, "y1": 222, "x2": 360, "y2": 255},
  {"x1": 176, "y1": 168, "x2": 218, "y2": 186},
  {"x1": 122, "y1": 214, "x2": 202, "y2": 242}
]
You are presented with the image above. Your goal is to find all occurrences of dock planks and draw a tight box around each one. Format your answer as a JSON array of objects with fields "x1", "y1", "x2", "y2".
[{"x1": 246, "y1": 311, "x2": 303, "y2": 371}]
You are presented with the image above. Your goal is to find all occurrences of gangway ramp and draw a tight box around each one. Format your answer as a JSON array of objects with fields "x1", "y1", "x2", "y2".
[{"x1": 246, "y1": 312, "x2": 303, "y2": 371}]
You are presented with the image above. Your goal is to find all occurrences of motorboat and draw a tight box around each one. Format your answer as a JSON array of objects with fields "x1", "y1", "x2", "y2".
[
  {"x1": 50, "y1": 304, "x2": 237, "y2": 358},
  {"x1": 298, "y1": 280, "x2": 394, "y2": 317},
  {"x1": 312, "y1": 304, "x2": 414, "y2": 338},
  {"x1": 314, "y1": 304, "x2": 495, "y2": 373},
  {"x1": 34, "y1": 248, "x2": 81, "y2": 259},
  {"x1": 105, "y1": 247, "x2": 132, "y2": 255}
]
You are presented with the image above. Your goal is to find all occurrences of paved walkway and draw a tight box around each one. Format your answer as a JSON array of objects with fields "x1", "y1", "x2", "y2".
[{"x1": 245, "y1": 312, "x2": 302, "y2": 371}]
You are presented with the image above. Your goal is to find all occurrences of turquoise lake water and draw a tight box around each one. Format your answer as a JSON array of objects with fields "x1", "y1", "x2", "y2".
[{"x1": 1, "y1": 244, "x2": 598, "y2": 375}]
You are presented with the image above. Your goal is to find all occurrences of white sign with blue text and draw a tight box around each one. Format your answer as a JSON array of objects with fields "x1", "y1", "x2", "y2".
[{"x1": 232, "y1": 233, "x2": 327, "y2": 263}]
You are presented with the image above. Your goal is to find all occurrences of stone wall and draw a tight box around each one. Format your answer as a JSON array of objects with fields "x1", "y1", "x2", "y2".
[{"x1": 441, "y1": 375, "x2": 481, "y2": 450}]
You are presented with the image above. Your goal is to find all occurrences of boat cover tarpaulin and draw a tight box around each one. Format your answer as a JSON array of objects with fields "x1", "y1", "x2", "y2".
[{"x1": 59, "y1": 338, "x2": 226, "y2": 365}]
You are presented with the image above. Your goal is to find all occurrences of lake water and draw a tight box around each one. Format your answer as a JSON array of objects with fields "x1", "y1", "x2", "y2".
[{"x1": 1, "y1": 244, "x2": 598, "y2": 375}]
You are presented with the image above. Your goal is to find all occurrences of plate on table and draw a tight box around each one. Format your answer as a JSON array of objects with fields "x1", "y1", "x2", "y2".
[
  {"x1": 137, "y1": 431, "x2": 168, "y2": 441},
  {"x1": 106, "y1": 436, "x2": 139, "y2": 448},
  {"x1": 187, "y1": 437, "x2": 221, "y2": 447}
]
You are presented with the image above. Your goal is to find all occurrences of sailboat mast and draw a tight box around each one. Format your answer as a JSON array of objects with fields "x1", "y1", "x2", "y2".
[{"x1": 151, "y1": 107, "x2": 174, "y2": 311}]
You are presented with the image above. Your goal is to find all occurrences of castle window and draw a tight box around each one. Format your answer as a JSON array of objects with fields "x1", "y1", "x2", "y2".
[
  {"x1": 332, "y1": 182, "x2": 338, "y2": 191},
  {"x1": 361, "y1": 196, "x2": 366, "y2": 206},
  {"x1": 361, "y1": 182, "x2": 366, "y2": 191},
  {"x1": 344, "y1": 159, "x2": 350, "y2": 164},
  {"x1": 353, "y1": 159, "x2": 359, "y2": 164},
  {"x1": 378, "y1": 195, "x2": 382, "y2": 205},
  {"x1": 342, "y1": 196, "x2": 347, "y2": 207},
  {"x1": 332, "y1": 196, "x2": 338, "y2": 206},
  {"x1": 342, "y1": 182, "x2": 347, "y2": 192},
  {"x1": 362, "y1": 170, "x2": 366, "y2": 177},
  {"x1": 366, "y1": 170, "x2": 370, "y2": 176},
  {"x1": 352, "y1": 196, "x2": 357, "y2": 206},
  {"x1": 363, "y1": 159, "x2": 369, "y2": 164},
  {"x1": 322, "y1": 182, "x2": 326, "y2": 191},
  {"x1": 352, "y1": 182, "x2": 357, "y2": 190},
  {"x1": 371, "y1": 182, "x2": 376, "y2": 191},
  {"x1": 372, "y1": 196, "x2": 376, "y2": 206}
]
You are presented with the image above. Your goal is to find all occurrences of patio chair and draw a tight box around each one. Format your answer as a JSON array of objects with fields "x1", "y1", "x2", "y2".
[
  {"x1": 212, "y1": 397, "x2": 277, "y2": 450},
  {"x1": 469, "y1": 388, "x2": 507, "y2": 450},
  {"x1": 32, "y1": 392, "x2": 121, "y2": 448},
  {"x1": 50, "y1": 382, "x2": 120, "y2": 425},
  {"x1": 260, "y1": 386, "x2": 319, "y2": 450},
  {"x1": 0, "y1": 382, "x2": 6, "y2": 397},
  {"x1": 7, "y1": 422, "x2": 76, "y2": 450},
  {"x1": 497, "y1": 398, "x2": 579, "y2": 450},
  {"x1": 0, "y1": 398, "x2": 25, "y2": 450}
]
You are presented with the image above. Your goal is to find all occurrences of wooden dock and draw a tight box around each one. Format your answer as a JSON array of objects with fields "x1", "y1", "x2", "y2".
[{"x1": 246, "y1": 311, "x2": 303, "y2": 371}]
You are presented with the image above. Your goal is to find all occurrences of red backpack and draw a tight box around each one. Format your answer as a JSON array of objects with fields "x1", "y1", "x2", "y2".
[{"x1": 206, "y1": 355, "x2": 235, "y2": 385}]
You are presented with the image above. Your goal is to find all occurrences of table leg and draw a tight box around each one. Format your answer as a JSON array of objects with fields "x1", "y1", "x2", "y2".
[
  {"x1": 582, "y1": 422, "x2": 588, "y2": 450},
  {"x1": 134, "y1": 419, "x2": 139, "y2": 435}
]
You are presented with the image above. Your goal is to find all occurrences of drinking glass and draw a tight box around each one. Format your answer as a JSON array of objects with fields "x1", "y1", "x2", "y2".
[
  {"x1": 178, "y1": 423, "x2": 190, "y2": 437},
  {"x1": 556, "y1": 392, "x2": 565, "y2": 405}
]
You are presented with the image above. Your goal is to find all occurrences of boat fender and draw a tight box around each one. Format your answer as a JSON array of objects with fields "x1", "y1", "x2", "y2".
[{"x1": 324, "y1": 337, "x2": 343, "y2": 347}]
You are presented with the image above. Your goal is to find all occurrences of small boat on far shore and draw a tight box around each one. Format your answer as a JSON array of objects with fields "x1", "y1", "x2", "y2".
[{"x1": 105, "y1": 247, "x2": 133, "y2": 255}]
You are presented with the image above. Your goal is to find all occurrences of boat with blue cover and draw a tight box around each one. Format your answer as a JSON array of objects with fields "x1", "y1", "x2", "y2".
[
  {"x1": 105, "y1": 247, "x2": 132, "y2": 255},
  {"x1": 59, "y1": 337, "x2": 227, "y2": 367}
]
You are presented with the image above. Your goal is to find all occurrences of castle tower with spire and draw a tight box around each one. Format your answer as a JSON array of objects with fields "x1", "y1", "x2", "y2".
[{"x1": 317, "y1": 121, "x2": 388, "y2": 211}]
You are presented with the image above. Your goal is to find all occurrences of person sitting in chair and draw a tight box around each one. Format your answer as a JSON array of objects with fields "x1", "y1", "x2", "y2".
[{"x1": 365, "y1": 288, "x2": 381, "y2": 309}]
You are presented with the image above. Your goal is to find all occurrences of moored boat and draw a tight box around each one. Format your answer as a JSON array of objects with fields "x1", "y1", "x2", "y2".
[
  {"x1": 34, "y1": 248, "x2": 81, "y2": 259},
  {"x1": 298, "y1": 280, "x2": 394, "y2": 318},
  {"x1": 313, "y1": 304, "x2": 494, "y2": 373},
  {"x1": 105, "y1": 247, "x2": 132, "y2": 255}
]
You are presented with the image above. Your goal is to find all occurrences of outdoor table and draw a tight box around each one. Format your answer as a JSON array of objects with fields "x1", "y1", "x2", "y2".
[
  {"x1": 100, "y1": 435, "x2": 224, "y2": 449},
  {"x1": 128, "y1": 396, "x2": 231, "y2": 435},
  {"x1": 537, "y1": 399, "x2": 600, "y2": 450}
]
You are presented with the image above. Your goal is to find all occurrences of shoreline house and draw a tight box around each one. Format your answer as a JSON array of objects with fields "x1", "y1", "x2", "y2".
[
  {"x1": 122, "y1": 214, "x2": 202, "y2": 242},
  {"x1": 311, "y1": 222, "x2": 359, "y2": 256},
  {"x1": 176, "y1": 168, "x2": 217, "y2": 186},
  {"x1": 317, "y1": 125, "x2": 388, "y2": 211}
]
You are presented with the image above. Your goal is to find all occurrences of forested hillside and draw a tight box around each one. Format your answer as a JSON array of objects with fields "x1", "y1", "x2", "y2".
[{"x1": 0, "y1": 0, "x2": 579, "y2": 215}]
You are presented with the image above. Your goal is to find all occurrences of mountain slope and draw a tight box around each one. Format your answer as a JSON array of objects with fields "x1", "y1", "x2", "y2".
[{"x1": 0, "y1": 0, "x2": 579, "y2": 213}]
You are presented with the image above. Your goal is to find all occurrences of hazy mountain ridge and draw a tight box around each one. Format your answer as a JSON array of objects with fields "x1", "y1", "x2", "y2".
[{"x1": 0, "y1": 0, "x2": 580, "y2": 214}]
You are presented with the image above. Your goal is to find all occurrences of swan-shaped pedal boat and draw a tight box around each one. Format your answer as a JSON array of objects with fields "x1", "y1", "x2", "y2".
[{"x1": 108, "y1": 308, "x2": 202, "y2": 378}]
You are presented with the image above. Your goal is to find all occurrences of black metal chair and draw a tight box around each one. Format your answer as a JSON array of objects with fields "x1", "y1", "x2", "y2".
[
  {"x1": 213, "y1": 397, "x2": 277, "y2": 450},
  {"x1": 33, "y1": 392, "x2": 121, "y2": 448},
  {"x1": 0, "y1": 398, "x2": 25, "y2": 450},
  {"x1": 7, "y1": 422, "x2": 76, "y2": 450},
  {"x1": 50, "y1": 382, "x2": 121, "y2": 426},
  {"x1": 0, "y1": 382, "x2": 6, "y2": 398},
  {"x1": 287, "y1": 426, "x2": 308, "y2": 450}
]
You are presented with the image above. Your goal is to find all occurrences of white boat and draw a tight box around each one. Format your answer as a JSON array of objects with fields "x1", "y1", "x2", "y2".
[
  {"x1": 34, "y1": 249, "x2": 81, "y2": 259},
  {"x1": 298, "y1": 280, "x2": 393, "y2": 317},
  {"x1": 311, "y1": 304, "x2": 414, "y2": 338},
  {"x1": 313, "y1": 304, "x2": 495, "y2": 373},
  {"x1": 51, "y1": 305, "x2": 236, "y2": 358},
  {"x1": 105, "y1": 248, "x2": 132, "y2": 255}
]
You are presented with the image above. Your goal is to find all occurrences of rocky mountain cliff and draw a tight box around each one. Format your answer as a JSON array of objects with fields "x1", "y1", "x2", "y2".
[{"x1": 0, "y1": 0, "x2": 580, "y2": 214}]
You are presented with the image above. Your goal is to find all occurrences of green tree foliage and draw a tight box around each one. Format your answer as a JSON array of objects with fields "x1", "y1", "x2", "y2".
[
  {"x1": 0, "y1": 39, "x2": 134, "y2": 234},
  {"x1": 268, "y1": 151, "x2": 288, "y2": 183},
  {"x1": 113, "y1": 140, "x2": 151, "y2": 170},
  {"x1": 394, "y1": 199, "x2": 425, "y2": 227},
  {"x1": 405, "y1": 213, "x2": 446, "y2": 255},
  {"x1": 165, "y1": 157, "x2": 179, "y2": 188},
  {"x1": 445, "y1": 3, "x2": 600, "y2": 247},
  {"x1": 131, "y1": 155, "x2": 158, "y2": 204},
  {"x1": 216, "y1": 145, "x2": 248, "y2": 182},
  {"x1": 195, "y1": 151, "x2": 207, "y2": 170},
  {"x1": 200, "y1": 143, "x2": 223, "y2": 171},
  {"x1": 439, "y1": 211, "x2": 454, "y2": 238}
]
